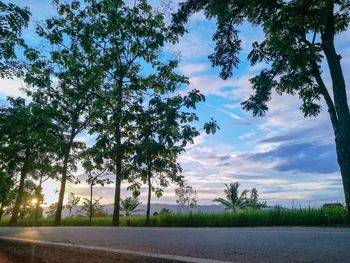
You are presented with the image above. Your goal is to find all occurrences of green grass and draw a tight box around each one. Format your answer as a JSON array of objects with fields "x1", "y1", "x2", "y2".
[{"x1": 0, "y1": 207, "x2": 348, "y2": 227}]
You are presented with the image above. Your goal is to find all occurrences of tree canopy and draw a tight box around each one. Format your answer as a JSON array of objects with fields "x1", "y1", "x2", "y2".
[
  {"x1": 0, "y1": 1, "x2": 30, "y2": 77},
  {"x1": 172, "y1": 0, "x2": 350, "y2": 222}
]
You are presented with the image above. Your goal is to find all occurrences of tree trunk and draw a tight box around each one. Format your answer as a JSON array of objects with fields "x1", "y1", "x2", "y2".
[
  {"x1": 146, "y1": 162, "x2": 152, "y2": 226},
  {"x1": 19, "y1": 195, "x2": 27, "y2": 220},
  {"x1": 0, "y1": 202, "x2": 4, "y2": 223},
  {"x1": 34, "y1": 175, "x2": 43, "y2": 226},
  {"x1": 112, "y1": 159, "x2": 122, "y2": 226},
  {"x1": 89, "y1": 184, "x2": 93, "y2": 226},
  {"x1": 54, "y1": 132, "x2": 75, "y2": 226},
  {"x1": 9, "y1": 149, "x2": 30, "y2": 226},
  {"x1": 335, "y1": 137, "x2": 350, "y2": 223},
  {"x1": 112, "y1": 88, "x2": 123, "y2": 227},
  {"x1": 112, "y1": 120, "x2": 122, "y2": 226},
  {"x1": 321, "y1": 1, "x2": 350, "y2": 224}
]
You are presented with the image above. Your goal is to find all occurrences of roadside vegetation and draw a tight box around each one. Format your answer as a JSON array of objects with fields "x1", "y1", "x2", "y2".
[{"x1": 0, "y1": 207, "x2": 346, "y2": 227}]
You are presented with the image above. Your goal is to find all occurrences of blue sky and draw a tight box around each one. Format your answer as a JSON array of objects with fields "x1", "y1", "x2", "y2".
[{"x1": 1, "y1": 0, "x2": 349, "y2": 208}]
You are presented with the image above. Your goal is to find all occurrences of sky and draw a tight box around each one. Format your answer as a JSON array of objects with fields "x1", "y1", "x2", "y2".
[{"x1": 1, "y1": 0, "x2": 350, "y2": 208}]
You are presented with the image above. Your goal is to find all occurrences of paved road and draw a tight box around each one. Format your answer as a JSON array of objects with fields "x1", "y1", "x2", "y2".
[{"x1": 0, "y1": 227, "x2": 350, "y2": 262}]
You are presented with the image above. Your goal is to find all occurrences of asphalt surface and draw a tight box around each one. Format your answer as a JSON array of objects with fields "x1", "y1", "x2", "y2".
[{"x1": 0, "y1": 226, "x2": 350, "y2": 262}]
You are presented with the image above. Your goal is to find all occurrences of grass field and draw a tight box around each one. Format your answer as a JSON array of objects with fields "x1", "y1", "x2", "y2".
[{"x1": 0, "y1": 207, "x2": 347, "y2": 227}]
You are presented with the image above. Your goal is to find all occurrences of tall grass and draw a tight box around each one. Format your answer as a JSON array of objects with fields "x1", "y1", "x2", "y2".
[{"x1": 0, "y1": 207, "x2": 347, "y2": 227}]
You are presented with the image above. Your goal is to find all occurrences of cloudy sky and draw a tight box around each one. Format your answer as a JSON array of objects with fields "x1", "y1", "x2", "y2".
[{"x1": 1, "y1": 0, "x2": 349, "y2": 208}]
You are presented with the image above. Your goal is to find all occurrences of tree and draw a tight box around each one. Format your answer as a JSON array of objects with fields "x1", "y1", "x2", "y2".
[
  {"x1": 28, "y1": 145, "x2": 60, "y2": 225},
  {"x1": 79, "y1": 197, "x2": 107, "y2": 219},
  {"x1": 0, "y1": 98, "x2": 61, "y2": 226},
  {"x1": 132, "y1": 91, "x2": 217, "y2": 224},
  {"x1": 19, "y1": 179, "x2": 37, "y2": 220},
  {"x1": 82, "y1": 154, "x2": 112, "y2": 225},
  {"x1": 213, "y1": 182, "x2": 249, "y2": 212},
  {"x1": 175, "y1": 183, "x2": 198, "y2": 212},
  {"x1": 120, "y1": 196, "x2": 142, "y2": 226},
  {"x1": 46, "y1": 203, "x2": 58, "y2": 218},
  {"x1": 44, "y1": 0, "x2": 206, "y2": 226},
  {"x1": 0, "y1": 1, "x2": 30, "y2": 78},
  {"x1": 65, "y1": 192, "x2": 80, "y2": 217},
  {"x1": 25, "y1": 8, "x2": 101, "y2": 225},
  {"x1": 0, "y1": 170, "x2": 14, "y2": 222},
  {"x1": 247, "y1": 188, "x2": 267, "y2": 210},
  {"x1": 173, "y1": 0, "x2": 350, "y2": 223}
]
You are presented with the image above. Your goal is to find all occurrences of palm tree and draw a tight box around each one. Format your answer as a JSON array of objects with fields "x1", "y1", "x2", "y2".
[
  {"x1": 120, "y1": 197, "x2": 142, "y2": 226},
  {"x1": 213, "y1": 182, "x2": 250, "y2": 212}
]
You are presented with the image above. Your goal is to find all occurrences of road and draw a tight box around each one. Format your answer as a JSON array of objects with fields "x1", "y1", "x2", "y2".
[{"x1": 0, "y1": 226, "x2": 350, "y2": 262}]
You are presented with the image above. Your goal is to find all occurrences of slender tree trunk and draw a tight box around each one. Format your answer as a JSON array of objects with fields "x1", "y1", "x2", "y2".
[
  {"x1": 0, "y1": 202, "x2": 4, "y2": 223},
  {"x1": 112, "y1": 158, "x2": 122, "y2": 226},
  {"x1": 55, "y1": 131, "x2": 75, "y2": 226},
  {"x1": 9, "y1": 149, "x2": 30, "y2": 226},
  {"x1": 54, "y1": 152, "x2": 69, "y2": 225},
  {"x1": 112, "y1": 120, "x2": 122, "y2": 226},
  {"x1": 112, "y1": 86, "x2": 123, "y2": 227},
  {"x1": 19, "y1": 195, "x2": 27, "y2": 220},
  {"x1": 34, "y1": 175, "x2": 43, "y2": 226},
  {"x1": 146, "y1": 161, "x2": 152, "y2": 226},
  {"x1": 89, "y1": 184, "x2": 93, "y2": 226}
]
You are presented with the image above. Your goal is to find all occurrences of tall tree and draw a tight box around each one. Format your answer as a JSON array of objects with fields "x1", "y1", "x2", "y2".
[
  {"x1": 132, "y1": 90, "x2": 217, "y2": 224},
  {"x1": 0, "y1": 1, "x2": 30, "y2": 78},
  {"x1": 25, "y1": 8, "x2": 102, "y2": 225},
  {"x1": 0, "y1": 98, "x2": 60, "y2": 225},
  {"x1": 173, "y1": 0, "x2": 350, "y2": 222},
  {"x1": 44, "y1": 0, "x2": 198, "y2": 226}
]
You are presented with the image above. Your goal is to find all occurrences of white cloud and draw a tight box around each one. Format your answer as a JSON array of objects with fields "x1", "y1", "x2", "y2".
[
  {"x1": 179, "y1": 63, "x2": 209, "y2": 76},
  {"x1": 223, "y1": 103, "x2": 241, "y2": 110},
  {"x1": 239, "y1": 131, "x2": 256, "y2": 140},
  {"x1": 0, "y1": 78, "x2": 27, "y2": 97}
]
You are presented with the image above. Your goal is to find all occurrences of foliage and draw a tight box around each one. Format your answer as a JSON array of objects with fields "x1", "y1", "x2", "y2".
[
  {"x1": 37, "y1": 0, "x2": 217, "y2": 227},
  {"x1": 46, "y1": 203, "x2": 58, "y2": 218},
  {"x1": 25, "y1": 16, "x2": 99, "y2": 225},
  {"x1": 213, "y1": 182, "x2": 266, "y2": 212},
  {"x1": 79, "y1": 197, "x2": 107, "y2": 218},
  {"x1": 65, "y1": 192, "x2": 80, "y2": 217},
  {"x1": 175, "y1": 183, "x2": 198, "y2": 212},
  {"x1": 159, "y1": 208, "x2": 172, "y2": 215},
  {"x1": 172, "y1": 0, "x2": 350, "y2": 222},
  {"x1": 0, "y1": 170, "x2": 14, "y2": 221},
  {"x1": 1, "y1": 207, "x2": 347, "y2": 227},
  {"x1": 120, "y1": 196, "x2": 142, "y2": 217},
  {"x1": 0, "y1": 1, "x2": 30, "y2": 78},
  {"x1": 0, "y1": 97, "x2": 62, "y2": 225},
  {"x1": 213, "y1": 182, "x2": 250, "y2": 212},
  {"x1": 172, "y1": 0, "x2": 350, "y2": 116},
  {"x1": 247, "y1": 188, "x2": 267, "y2": 210},
  {"x1": 129, "y1": 89, "x2": 218, "y2": 223},
  {"x1": 18, "y1": 180, "x2": 37, "y2": 219}
]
